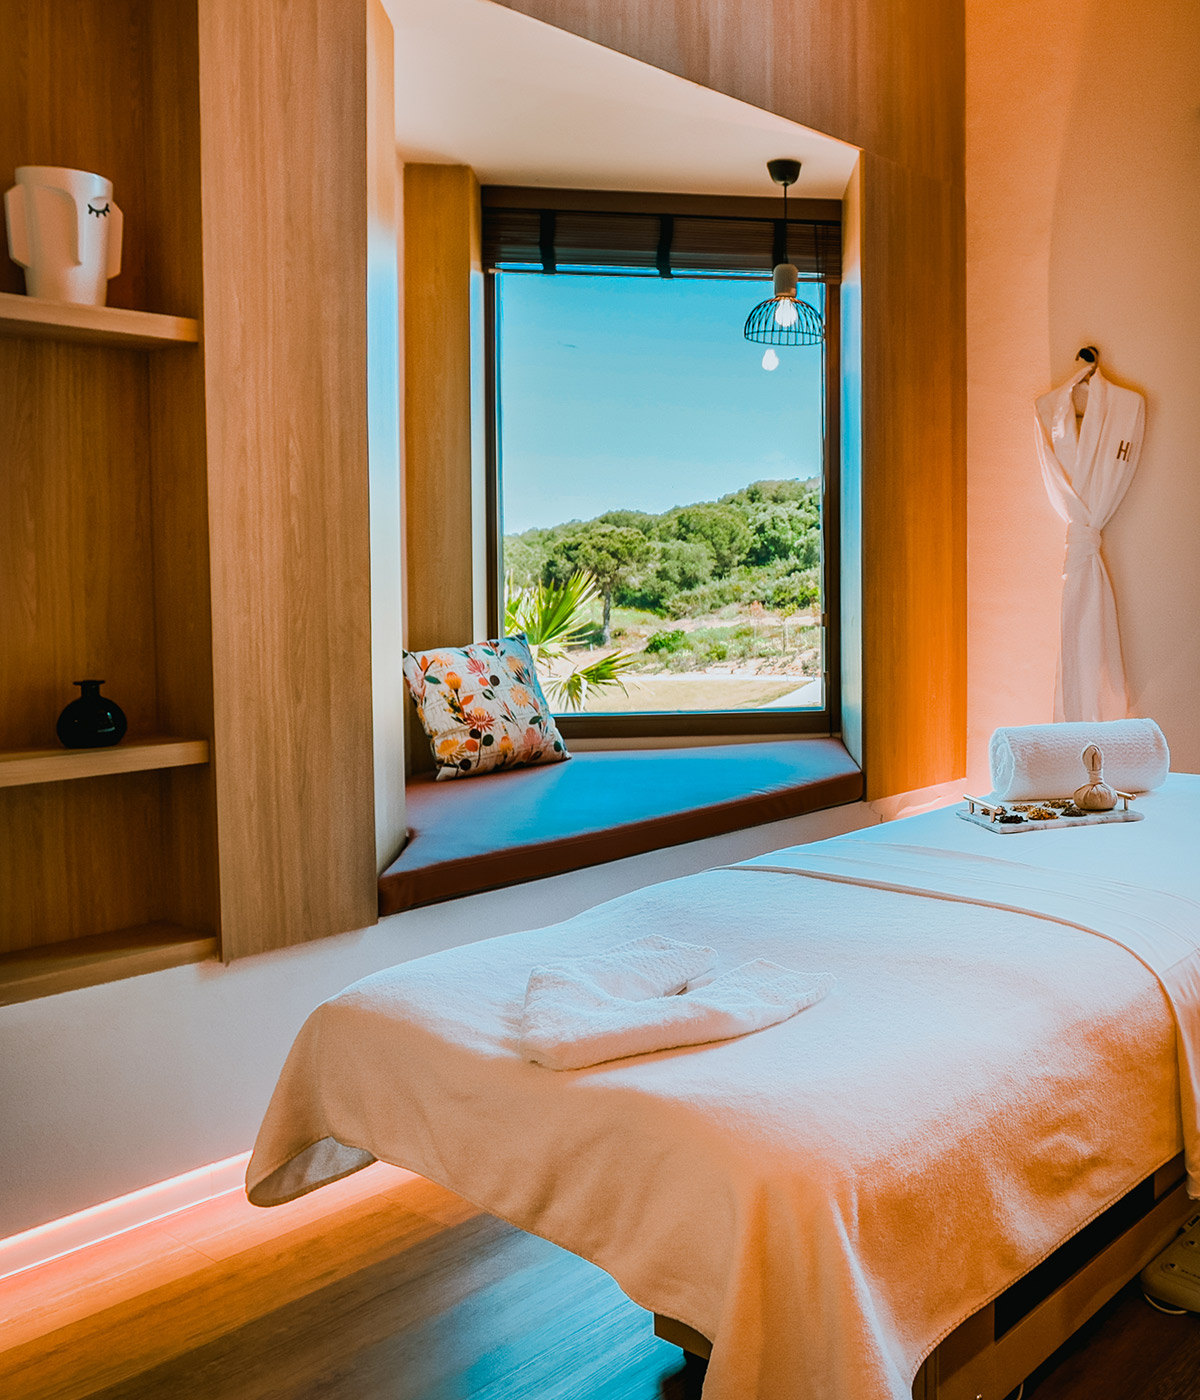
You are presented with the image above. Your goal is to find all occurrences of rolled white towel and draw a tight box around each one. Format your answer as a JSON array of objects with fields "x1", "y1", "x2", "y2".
[
  {"x1": 989, "y1": 718, "x2": 1169, "y2": 801},
  {"x1": 520, "y1": 934, "x2": 833, "y2": 1071}
]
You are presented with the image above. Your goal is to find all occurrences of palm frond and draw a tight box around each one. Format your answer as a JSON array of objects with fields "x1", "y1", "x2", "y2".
[
  {"x1": 544, "y1": 650, "x2": 639, "y2": 712},
  {"x1": 505, "y1": 572, "x2": 598, "y2": 654},
  {"x1": 506, "y1": 572, "x2": 635, "y2": 711}
]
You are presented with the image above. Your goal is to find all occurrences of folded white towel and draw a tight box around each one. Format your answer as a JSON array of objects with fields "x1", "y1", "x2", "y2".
[
  {"x1": 519, "y1": 934, "x2": 834, "y2": 1071},
  {"x1": 989, "y1": 718, "x2": 1169, "y2": 801}
]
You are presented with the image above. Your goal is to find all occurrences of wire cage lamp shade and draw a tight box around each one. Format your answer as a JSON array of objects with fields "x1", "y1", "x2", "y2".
[
  {"x1": 743, "y1": 274, "x2": 825, "y2": 346},
  {"x1": 743, "y1": 158, "x2": 826, "y2": 348}
]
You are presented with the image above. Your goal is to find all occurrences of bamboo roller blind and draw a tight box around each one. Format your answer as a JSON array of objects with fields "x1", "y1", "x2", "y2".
[{"x1": 482, "y1": 200, "x2": 841, "y2": 280}]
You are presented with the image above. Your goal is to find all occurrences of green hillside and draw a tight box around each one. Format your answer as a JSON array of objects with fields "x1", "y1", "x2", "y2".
[{"x1": 504, "y1": 477, "x2": 822, "y2": 632}]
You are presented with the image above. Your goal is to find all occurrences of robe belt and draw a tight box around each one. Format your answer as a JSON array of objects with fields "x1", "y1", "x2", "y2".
[{"x1": 1065, "y1": 521, "x2": 1102, "y2": 557}]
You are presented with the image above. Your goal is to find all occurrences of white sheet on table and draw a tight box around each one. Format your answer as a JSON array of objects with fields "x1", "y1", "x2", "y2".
[
  {"x1": 731, "y1": 837, "x2": 1200, "y2": 1192},
  {"x1": 247, "y1": 776, "x2": 1200, "y2": 1400}
]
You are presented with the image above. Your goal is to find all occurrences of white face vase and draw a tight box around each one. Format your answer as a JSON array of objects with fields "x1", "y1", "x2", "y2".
[{"x1": 4, "y1": 165, "x2": 124, "y2": 306}]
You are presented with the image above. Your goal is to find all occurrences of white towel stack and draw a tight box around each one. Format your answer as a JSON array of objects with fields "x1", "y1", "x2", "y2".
[
  {"x1": 988, "y1": 718, "x2": 1169, "y2": 801},
  {"x1": 519, "y1": 933, "x2": 834, "y2": 1071}
]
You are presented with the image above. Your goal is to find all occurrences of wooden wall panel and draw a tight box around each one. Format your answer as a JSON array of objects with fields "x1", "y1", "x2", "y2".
[
  {"x1": 403, "y1": 164, "x2": 483, "y2": 778},
  {"x1": 857, "y1": 152, "x2": 966, "y2": 796},
  {"x1": 403, "y1": 165, "x2": 482, "y2": 653},
  {"x1": 493, "y1": 0, "x2": 964, "y2": 186},
  {"x1": 196, "y1": 0, "x2": 377, "y2": 955},
  {"x1": 0, "y1": 339, "x2": 158, "y2": 751},
  {"x1": 143, "y1": 0, "x2": 221, "y2": 936},
  {"x1": 494, "y1": 0, "x2": 968, "y2": 800},
  {"x1": 0, "y1": 0, "x2": 149, "y2": 308},
  {"x1": 0, "y1": 774, "x2": 166, "y2": 950}
]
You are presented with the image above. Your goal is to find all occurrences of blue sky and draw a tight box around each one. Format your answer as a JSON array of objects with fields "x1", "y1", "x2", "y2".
[{"x1": 496, "y1": 273, "x2": 825, "y2": 534}]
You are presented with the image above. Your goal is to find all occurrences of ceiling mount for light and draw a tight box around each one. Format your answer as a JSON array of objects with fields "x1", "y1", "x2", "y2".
[
  {"x1": 743, "y1": 158, "x2": 825, "y2": 358},
  {"x1": 766, "y1": 157, "x2": 802, "y2": 187}
]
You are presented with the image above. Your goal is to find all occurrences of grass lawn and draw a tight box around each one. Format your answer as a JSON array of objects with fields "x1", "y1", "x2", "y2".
[{"x1": 573, "y1": 673, "x2": 809, "y2": 714}]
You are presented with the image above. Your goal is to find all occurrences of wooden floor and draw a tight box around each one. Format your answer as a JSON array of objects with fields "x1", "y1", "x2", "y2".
[{"x1": 2, "y1": 1165, "x2": 1199, "y2": 1399}]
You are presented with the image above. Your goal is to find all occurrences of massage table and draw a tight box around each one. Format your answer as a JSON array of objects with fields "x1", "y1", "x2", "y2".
[{"x1": 248, "y1": 775, "x2": 1200, "y2": 1399}]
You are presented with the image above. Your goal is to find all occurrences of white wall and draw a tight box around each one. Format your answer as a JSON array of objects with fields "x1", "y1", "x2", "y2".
[
  {"x1": 0, "y1": 801, "x2": 873, "y2": 1239},
  {"x1": 966, "y1": 0, "x2": 1200, "y2": 785}
]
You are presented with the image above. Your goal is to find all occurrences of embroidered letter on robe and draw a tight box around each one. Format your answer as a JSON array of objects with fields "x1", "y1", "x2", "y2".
[{"x1": 1034, "y1": 365, "x2": 1145, "y2": 722}]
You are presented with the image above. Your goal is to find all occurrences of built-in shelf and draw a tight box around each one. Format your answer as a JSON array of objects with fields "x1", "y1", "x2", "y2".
[
  {"x1": 0, "y1": 736, "x2": 210, "y2": 789},
  {"x1": 0, "y1": 292, "x2": 199, "y2": 349},
  {"x1": 0, "y1": 923, "x2": 219, "y2": 1005}
]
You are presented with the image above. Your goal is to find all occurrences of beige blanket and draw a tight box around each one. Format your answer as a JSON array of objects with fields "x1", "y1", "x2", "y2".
[{"x1": 248, "y1": 778, "x2": 1200, "y2": 1399}]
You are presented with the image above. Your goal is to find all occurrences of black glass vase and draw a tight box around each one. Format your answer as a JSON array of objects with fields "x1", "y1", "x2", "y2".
[{"x1": 56, "y1": 680, "x2": 127, "y2": 749}]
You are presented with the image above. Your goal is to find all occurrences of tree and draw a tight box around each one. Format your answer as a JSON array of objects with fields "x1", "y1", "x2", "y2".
[
  {"x1": 667, "y1": 503, "x2": 753, "y2": 574},
  {"x1": 503, "y1": 527, "x2": 557, "y2": 589},
  {"x1": 621, "y1": 538, "x2": 715, "y2": 614},
  {"x1": 597, "y1": 508, "x2": 655, "y2": 534},
  {"x1": 744, "y1": 501, "x2": 820, "y2": 568},
  {"x1": 722, "y1": 477, "x2": 818, "y2": 508},
  {"x1": 544, "y1": 524, "x2": 649, "y2": 644}
]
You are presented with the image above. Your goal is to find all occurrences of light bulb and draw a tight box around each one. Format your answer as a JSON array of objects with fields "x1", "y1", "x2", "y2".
[
  {"x1": 774, "y1": 297, "x2": 799, "y2": 328},
  {"x1": 761, "y1": 348, "x2": 780, "y2": 371}
]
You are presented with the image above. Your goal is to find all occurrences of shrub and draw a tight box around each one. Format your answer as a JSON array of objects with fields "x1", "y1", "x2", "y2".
[
  {"x1": 668, "y1": 576, "x2": 745, "y2": 617},
  {"x1": 644, "y1": 628, "x2": 687, "y2": 654},
  {"x1": 770, "y1": 568, "x2": 820, "y2": 614}
]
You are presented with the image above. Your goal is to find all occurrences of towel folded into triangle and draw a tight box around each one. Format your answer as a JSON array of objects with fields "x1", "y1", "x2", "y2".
[{"x1": 519, "y1": 933, "x2": 834, "y2": 1071}]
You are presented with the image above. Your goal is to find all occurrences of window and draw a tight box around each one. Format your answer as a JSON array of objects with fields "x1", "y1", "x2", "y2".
[{"x1": 484, "y1": 190, "x2": 841, "y2": 738}]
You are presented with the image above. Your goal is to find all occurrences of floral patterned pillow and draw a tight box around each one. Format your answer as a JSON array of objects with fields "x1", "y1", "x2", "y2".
[{"x1": 402, "y1": 635, "x2": 570, "y2": 780}]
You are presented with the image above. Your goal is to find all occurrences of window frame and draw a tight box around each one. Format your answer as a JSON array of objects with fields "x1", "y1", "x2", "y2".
[{"x1": 483, "y1": 187, "x2": 842, "y2": 741}]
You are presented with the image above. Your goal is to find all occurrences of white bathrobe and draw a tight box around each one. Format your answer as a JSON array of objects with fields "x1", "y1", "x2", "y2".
[{"x1": 1035, "y1": 364, "x2": 1144, "y2": 722}]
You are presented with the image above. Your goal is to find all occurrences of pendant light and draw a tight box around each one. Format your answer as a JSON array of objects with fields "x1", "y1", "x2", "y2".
[{"x1": 743, "y1": 158, "x2": 825, "y2": 356}]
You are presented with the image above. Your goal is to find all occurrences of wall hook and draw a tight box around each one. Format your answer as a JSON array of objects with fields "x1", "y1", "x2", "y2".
[{"x1": 1075, "y1": 345, "x2": 1099, "y2": 365}]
